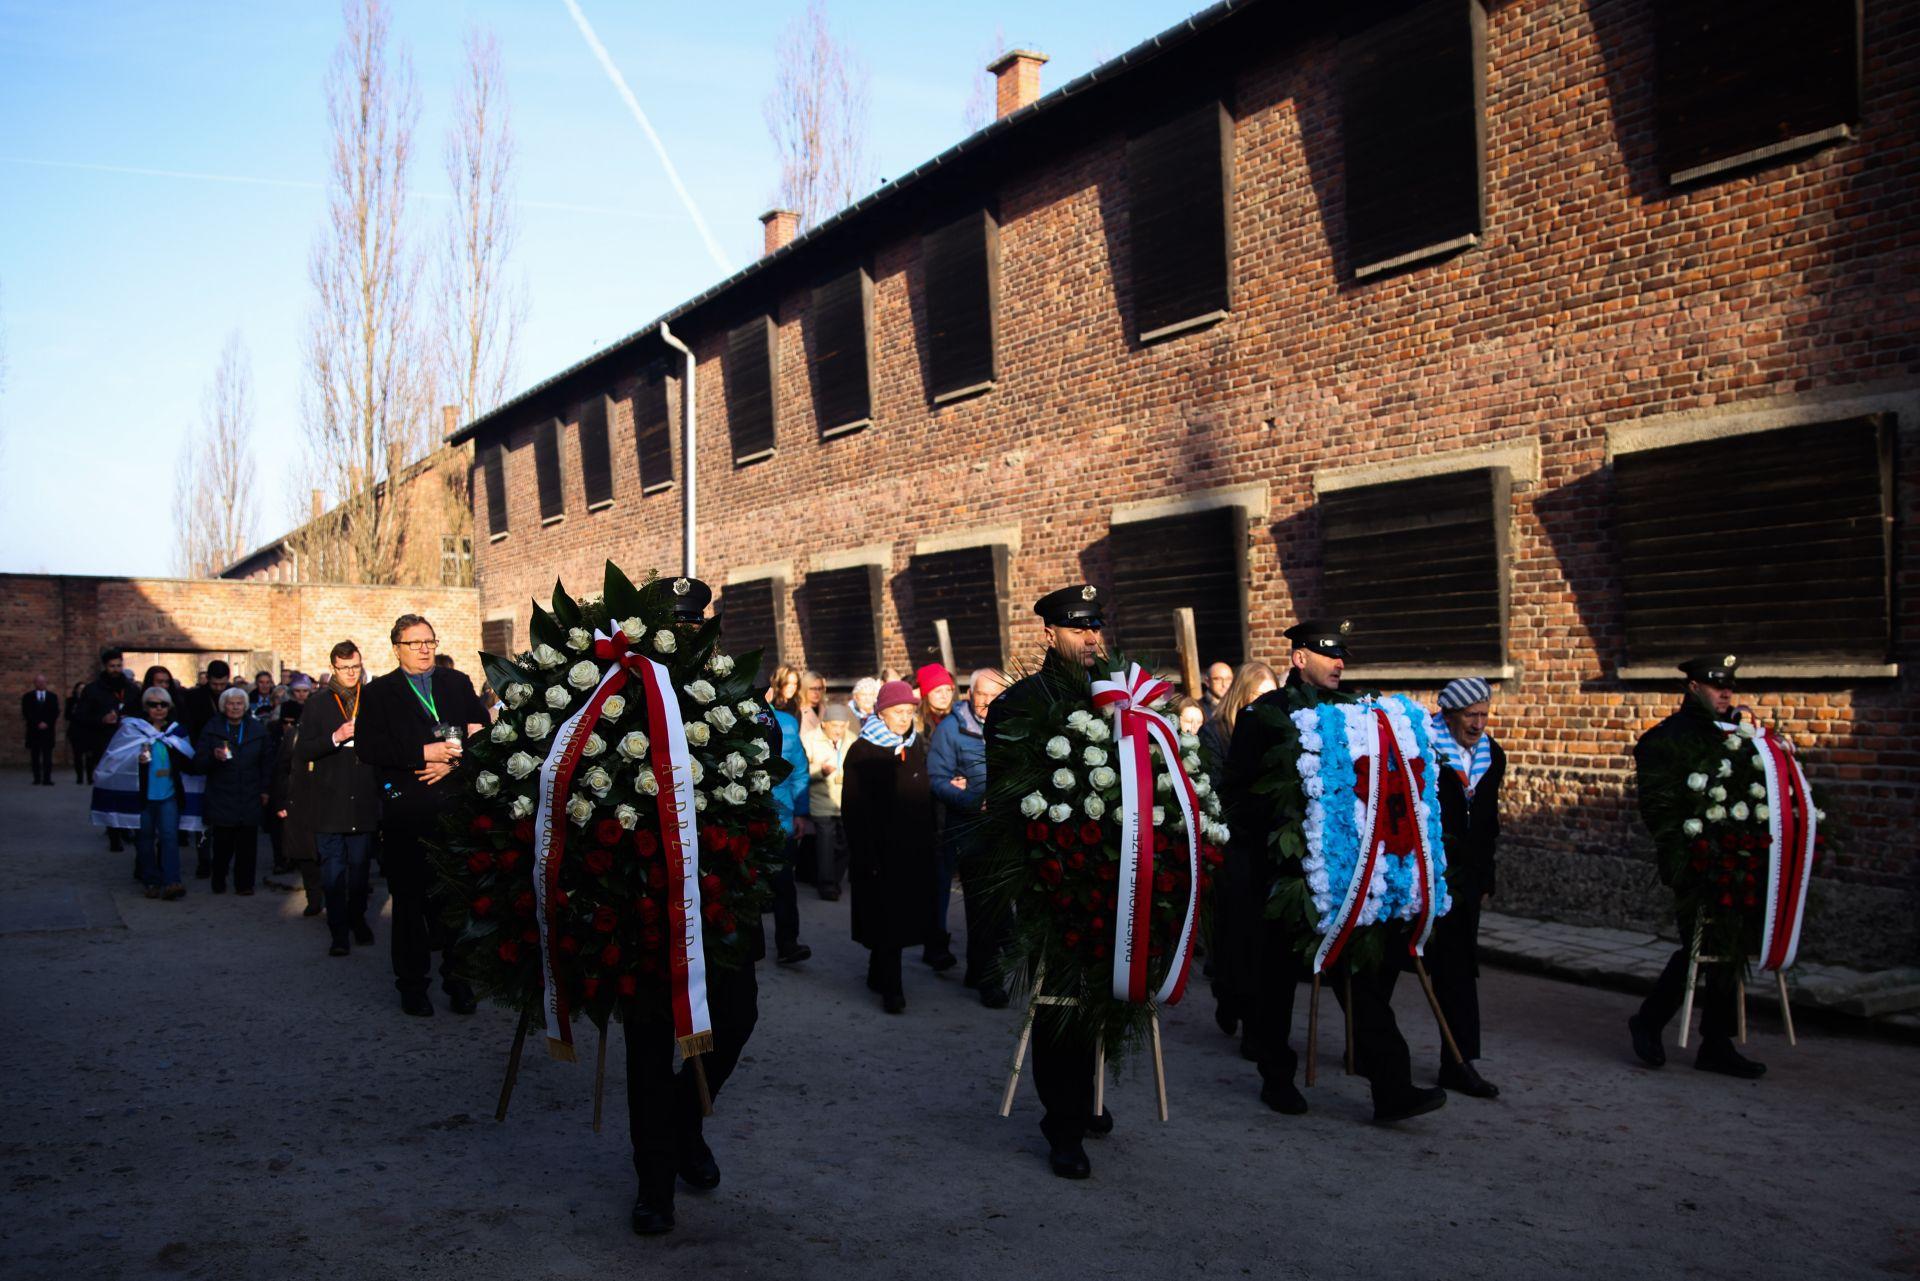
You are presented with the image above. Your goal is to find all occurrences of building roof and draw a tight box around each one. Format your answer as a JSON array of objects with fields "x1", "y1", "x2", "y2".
[
  {"x1": 216, "y1": 445, "x2": 456, "y2": 579},
  {"x1": 451, "y1": 0, "x2": 1288, "y2": 447}
]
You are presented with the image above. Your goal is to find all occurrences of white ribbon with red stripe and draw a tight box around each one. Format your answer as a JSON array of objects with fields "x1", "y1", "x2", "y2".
[
  {"x1": 1749, "y1": 725, "x2": 1818, "y2": 973},
  {"x1": 1089, "y1": 663, "x2": 1201, "y2": 1005}
]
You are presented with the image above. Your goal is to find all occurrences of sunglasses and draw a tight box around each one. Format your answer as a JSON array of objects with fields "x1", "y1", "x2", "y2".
[{"x1": 143, "y1": 703, "x2": 169, "y2": 710}]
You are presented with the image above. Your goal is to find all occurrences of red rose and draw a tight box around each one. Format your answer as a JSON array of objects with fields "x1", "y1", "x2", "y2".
[
  {"x1": 701, "y1": 873, "x2": 725, "y2": 899},
  {"x1": 1053, "y1": 891, "x2": 1073, "y2": 909},
  {"x1": 640, "y1": 954, "x2": 662, "y2": 976},
  {"x1": 634, "y1": 829, "x2": 660, "y2": 858},
  {"x1": 1096, "y1": 862, "x2": 1117, "y2": 882},
  {"x1": 647, "y1": 863, "x2": 666, "y2": 889},
  {"x1": 1087, "y1": 888, "x2": 1104, "y2": 908},
  {"x1": 1054, "y1": 824, "x2": 1079, "y2": 850},
  {"x1": 730, "y1": 842, "x2": 749, "y2": 865},
  {"x1": 470, "y1": 815, "x2": 495, "y2": 835},
  {"x1": 592, "y1": 906, "x2": 618, "y2": 933},
  {"x1": 1742, "y1": 894, "x2": 1758, "y2": 908},
  {"x1": 584, "y1": 848, "x2": 614, "y2": 877},
  {"x1": 552, "y1": 889, "x2": 569, "y2": 909},
  {"x1": 496, "y1": 940, "x2": 520, "y2": 963},
  {"x1": 730, "y1": 832, "x2": 753, "y2": 858},
  {"x1": 1092, "y1": 942, "x2": 1107, "y2": 959},
  {"x1": 1091, "y1": 916, "x2": 1106, "y2": 933},
  {"x1": 719, "y1": 910, "x2": 736, "y2": 934},
  {"x1": 1027, "y1": 821, "x2": 1051, "y2": 842},
  {"x1": 1154, "y1": 870, "x2": 1176, "y2": 894},
  {"x1": 600, "y1": 943, "x2": 621, "y2": 967},
  {"x1": 1721, "y1": 833, "x2": 1738, "y2": 850},
  {"x1": 700, "y1": 824, "x2": 727, "y2": 848},
  {"x1": 1690, "y1": 838, "x2": 1709, "y2": 855},
  {"x1": 497, "y1": 848, "x2": 524, "y2": 873},
  {"x1": 512, "y1": 890, "x2": 536, "y2": 916},
  {"x1": 521, "y1": 926, "x2": 538, "y2": 944},
  {"x1": 1690, "y1": 858, "x2": 1707, "y2": 873},
  {"x1": 642, "y1": 927, "x2": 662, "y2": 950},
  {"x1": 512, "y1": 819, "x2": 534, "y2": 843},
  {"x1": 1198, "y1": 871, "x2": 1213, "y2": 894},
  {"x1": 594, "y1": 818, "x2": 623, "y2": 847},
  {"x1": 582, "y1": 977, "x2": 599, "y2": 999},
  {"x1": 467, "y1": 851, "x2": 495, "y2": 875},
  {"x1": 1063, "y1": 930, "x2": 1082, "y2": 949},
  {"x1": 1080, "y1": 821, "x2": 1102, "y2": 846},
  {"x1": 472, "y1": 895, "x2": 495, "y2": 918},
  {"x1": 703, "y1": 901, "x2": 726, "y2": 923},
  {"x1": 744, "y1": 865, "x2": 759, "y2": 885},
  {"x1": 747, "y1": 820, "x2": 770, "y2": 840},
  {"x1": 1037, "y1": 858, "x2": 1064, "y2": 886},
  {"x1": 637, "y1": 897, "x2": 661, "y2": 924},
  {"x1": 1066, "y1": 850, "x2": 1086, "y2": 871},
  {"x1": 558, "y1": 935, "x2": 580, "y2": 956},
  {"x1": 1202, "y1": 846, "x2": 1225, "y2": 868},
  {"x1": 616, "y1": 974, "x2": 637, "y2": 997}
]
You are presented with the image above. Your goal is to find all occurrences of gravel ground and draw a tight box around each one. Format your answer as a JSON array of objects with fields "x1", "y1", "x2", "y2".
[{"x1": 1, "y1": 771, "x2": 1914, "y2": 1280}]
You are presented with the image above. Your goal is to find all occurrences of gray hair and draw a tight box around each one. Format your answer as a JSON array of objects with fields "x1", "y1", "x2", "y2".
[
  {"x1": 851, "y1": 676, "x2": 882, "y2": 700},
  {"x1": 141, "y1": 687, "x2": 174, "y2": 709},
  {"x1": 218, "y1": 687, "x2": 250, "y2": 711},
  {"x1": 968, "y1": 668, "x2": 1006, "y2": 691}
]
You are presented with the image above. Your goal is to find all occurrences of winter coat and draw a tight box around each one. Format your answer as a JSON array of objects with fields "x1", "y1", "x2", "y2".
[
  {"x1": 191, "y1": 716, "x2": 271, "y2": 827},
  {"x1": 842, "y1": 734, "x2": 935, "y2": 951},
  {"x1": 75, "y1": 673, "x2": 135, "y2": 754},
  {"x1": 803, "y1": 725, "x2": 853, "y2": 817},
  {"x1": 292, "y1": 684, "x2": 381, "y2": 835},
  {"x1": 769, "y1": 708, "x2": 811, "y2": 835},
  {"x1": 1437, "y1": 735, "x2": 1505, "y2": 899},
  {"x1": 927, "y1": 702, "x2": 988, "y2": 861}
]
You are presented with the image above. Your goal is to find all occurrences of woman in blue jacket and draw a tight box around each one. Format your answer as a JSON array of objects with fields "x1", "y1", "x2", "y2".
[
  {"x1": 926, "y1": 669, "x2": 1008, "y2": 1006},
  {"x1": 767, "y1": 700, "x2": 813, "y2": 966}
]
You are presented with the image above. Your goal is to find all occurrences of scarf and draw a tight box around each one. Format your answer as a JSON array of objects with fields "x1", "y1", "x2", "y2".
[
  {"x1": 1430, "y1": 711, "x2": 1493, "y2": 795},
  {"x1": 90, "y1": 717, "x2": 206, "y2": 831},
  {"x1": 859, "y1": 717, "x2": 917, "y2": 758}
]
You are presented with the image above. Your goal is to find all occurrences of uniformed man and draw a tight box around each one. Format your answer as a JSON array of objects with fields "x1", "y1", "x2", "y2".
[
  {"x1": 1222, "y1": 619, "x2": 1447, "y2": 1123},
  {"x1": 1627, "y1": 654, "x2": 1766, "y2": 1080},
  {"x1": 983, "y1": 584, "x2": 1116, "y2": 1179}
]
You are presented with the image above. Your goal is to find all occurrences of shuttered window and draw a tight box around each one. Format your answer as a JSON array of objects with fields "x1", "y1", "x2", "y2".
[
  {"x1": 797, "y1": 564, "x2": 883, "y2": 683},
  {"x1": 480, "y1": 444, "x2": 508, "y2": 537},
  {"x1": 922, "y1": 210, "x2": 999, "y2": 402},
  {"x1": 533, "y1": 418, "x2": 564, "y2": 522},
  {"x1": 725, "y1": 315, "x2": 779, "y2": 464},
  {"x1": 1614, "y1": 419, "x2": 1892, "y2": 663},
  {"x1": 1657, "y1": 0, "x2": 1862, "y2": 185},
  {"x1": 719, "y1": 577, "x2": 785, "y2": 688},
  {"x1": 1340, "y1": 0, "x2": 1486, "y2": 278},
  {"x1": 809, "y1": 268, "x2": 873, "y2": 436},
  {"x1": 1127, "y1": 99, "x2": 1234, "y2": 342},
  {"x1": 904, "y1": 545, "x2": 1008, "y2": 672},
  {"x1": 633, "y1": 362, "x2": 674, "y2": 493},
  {"x1": 1108, "y1": 506, "x2": 1247, "y2": 667},
  {"x1": 481, "y1": 617, "x2": 514, "y2": 658},
  {"x1": 578, "y1": 394, "x2": 614, "y2": 508},
  {"x1": 1320, "y1": 469, "x2": 1509, "y2": 666}
]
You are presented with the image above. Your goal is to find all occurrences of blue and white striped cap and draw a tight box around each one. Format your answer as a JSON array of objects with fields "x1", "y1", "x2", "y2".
[{"x1": 1436, "y1": 677, "x2": 1492, "y2": 711}]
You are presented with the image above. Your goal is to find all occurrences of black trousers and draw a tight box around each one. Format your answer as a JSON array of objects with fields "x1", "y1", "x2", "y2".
[
  {"x1": 26, "y1": 736, "x2": 53, "y2": 783},
  {"x1": 1424, "y1": 891, "x2": 1483, "y2": 1062},
  {"x1": 812, "y1": 815, "x2": 849, "y2": 892},
  {"x1": 383, "y1": 810, "x2": 457, "y2": 997},
  {"x1": 624, "y1": 961, "x2": 758, "y2": 1206},
  {"x1": 866, "y1": 945, "x2": 903, "y2": 1000},
  {"x1": 1031, "y1": 1008, "x2": 1096, "y2": 1146},
  {"x1": 209, "y1": 824, "x2": 258, "y2": 893},
  {"x1": 768, "y1": 839, "x2": 801, "y2": 955},
  {"x1": 1639, "y1": 911, "x2": 1737, "y2": 1042},
  {"x1": 957, "y1": 850, "x2": 1010, "y2": 992},
  {"x1": 1252, "y1": 918, "x2": 1413, "y2": 1101}
]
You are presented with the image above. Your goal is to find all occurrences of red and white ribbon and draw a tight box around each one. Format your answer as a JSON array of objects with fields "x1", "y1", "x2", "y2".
[
  {"x1": 1750, "y1": 726, "x2": 1817, "y2": 972},
  {"x1": 1314, "y1": 707, "x2": 1438, "y2": 973},
  {"x1": 1089, "y1": 663, "x2": 1201, "y2": 1005},
  {"x1": 530, "y1": 629, "x2": 709, "y2": 1060}
]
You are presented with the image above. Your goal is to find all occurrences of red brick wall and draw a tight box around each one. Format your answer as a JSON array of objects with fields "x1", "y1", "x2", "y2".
[{"x1": 470, "y1": 0, "x2": 1920, "y2": 963}]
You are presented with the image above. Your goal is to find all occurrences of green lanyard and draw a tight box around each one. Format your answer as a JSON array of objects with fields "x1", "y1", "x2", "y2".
[{"x1": 407, "y1": 676, "x2": 439, "y2": 722}]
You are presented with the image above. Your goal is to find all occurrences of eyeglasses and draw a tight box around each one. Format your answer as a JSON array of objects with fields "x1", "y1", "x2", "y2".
[
  {"x1": 397, "y1": 640, "x2": 439, "y2": 652},
  {"x1": 333, "y1": 663, "x2": 363, "y2": 674},
  {"x1": 143, "y1": 702, "x2": 168, "y2": 710}
]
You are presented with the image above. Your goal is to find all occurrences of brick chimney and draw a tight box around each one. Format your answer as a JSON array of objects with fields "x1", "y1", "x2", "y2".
[
  {"x1": 442, "y1": 404, "x2": 458, "y2": 440},
  {"x1": 310, "y1": 488, "x2": 325, "y2": 521},
  {"x1": 987, "y1": 49, "x2": 1048, "y2": 119},
  {"x1": 760, "y1": 208, "x2": 799, "y2": 256}
]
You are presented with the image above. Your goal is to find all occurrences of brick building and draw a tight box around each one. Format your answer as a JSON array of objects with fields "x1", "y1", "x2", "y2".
[{"x1": 451, "y1": 0, "x2": 1918, "y2": 966}]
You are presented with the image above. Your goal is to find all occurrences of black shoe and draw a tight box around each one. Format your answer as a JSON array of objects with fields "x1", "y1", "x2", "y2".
[
  {"x1": 979, "y1": 986, "x2": 1010, "y2": 1010},
  {"x1": 882, "y1": 991, "x2": 906, "y2": 1014},
  {"x1": 630, "y1": 1195, "x2": 675, "y2": 1236},
  {"x1": 444, "y1": 982, "x2": 478, "y2": 1015},
  {"x1": 1694, "y1": 1039, "x2": 1766, "y2": 1080},
  {"x1": 1438, "y1": 1060, "x2": 1500, "y2": 1099},
  {"x1": 329, "y1": 940, "x2": 350, "y2": 957},
  {"x1": 302, "y1": 903, "x2": 324, "y2": 918},
  {"x1": 401, "y1": 992, "x2": 434, "y2": 1017},
  {"x1": 776, "y1": 944, "x2": 812, "y2": 966},
  {"x1": 1373, "y1": 1085, "x2": 1448, "y2": 1124},
  {"x1": 923, "y1": 940, "x2": 958, "y2": 972},
  {"x1": 1085, "y1": 1108, "x2": 1114, "y2": 1138},
  {"x1": 351, "y1": 918, "x2": 375, "y2": 945},
  {"x1": 1047, "y1": 1138, "x2": 1091, "y2": 1180},
  {"x1": 1260, "y1": 1081, "x2": 1310, "y2": 1115},
  {"x1": 679, "y1": 1138, "x2": 721, "y2": 1191},
  {"x1": 1628, "y1": 1013, "x2": 1666, "y2": 1068}
]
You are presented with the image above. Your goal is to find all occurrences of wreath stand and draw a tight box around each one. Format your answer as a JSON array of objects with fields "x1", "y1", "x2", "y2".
[
  {"x1": 494, "y1": 1007, "x2": 714, "y2": 1127},
  {"x1": 1304, "y1": 957, "x2": 1464, "y2": 1086},
  {"x1": 1676, "y1": 924, "x2": 1797, "y2": 1049},
  {"x1": 998, "y1": 962, "x2": 1170, "y2": 1122}
]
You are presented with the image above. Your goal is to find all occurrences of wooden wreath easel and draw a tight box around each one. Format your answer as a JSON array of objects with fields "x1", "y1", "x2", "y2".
[
  {"x1": 495, "y1": 1008, "x2": 714, "y2": 1127},
  {"x1": 1676, "y1": 923, "x2": 1797, "y2": 1049},
  {"x1": 1304, "y1": 955, "x2": 1463, "y2": 1086},
  {"x1": 998, "y1": 962, "x2": 1170, "y2": 1122}
]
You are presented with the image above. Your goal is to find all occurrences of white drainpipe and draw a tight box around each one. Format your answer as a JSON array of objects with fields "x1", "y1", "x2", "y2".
[{"x1": 658, "y1": 321, "x2": 696, "y2": 578}]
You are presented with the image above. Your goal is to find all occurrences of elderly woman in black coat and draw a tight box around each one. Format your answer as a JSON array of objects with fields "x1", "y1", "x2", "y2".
[
  {"x1": 1427, "y1": 677, "x2": 1506, "y2": 1100},
  {"x1": 192, "y1": 686, "x2": 271, "y2": 895},
  {"x1": 842, "y1": 680, "x2": 935, "y2": 1013}
]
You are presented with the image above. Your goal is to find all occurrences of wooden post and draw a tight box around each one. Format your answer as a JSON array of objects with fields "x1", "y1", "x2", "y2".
[
  {"x1": 933, "y1": 619, "x2": 957, "y2": 674},
  {"x1": 1173, "y1": 607, "x2": 1202, "y2": 701},
  {"x1": 1412, "y1": 956, "x2": 1465, "y2": 1067},
  {"x1": 1342, "y1": 969, "x2": 1356, "y2": 1076},
  {"x1": 999, "y1": 961, "x2": 1047, "y2": 1118},
  {"x1": 1092, "y1": 1039, "x2": 1106, "y2": 1118},
  {"x1": 690, "y1": 1054, "x2": 714, "y2": 1117},
  {"x1": 592, "y1": 1024, "x2": 608, "y2": 1134},
  {"x1": 1776, "y1": 971, "x2": 1797, "y2": 1046},
  {"x1": 1736, "y1": 968, "x2": 1748, "y2": 1045},
  {"x1": 1678, "y1": 924, "x2": 1703, "y2": 1050},
  {"x1": 1149, "y1": 1012, "x2": 1170, "y2": 1123},
  {"x1": 1305, "y1": 972, "x2": 1321, "y2": 1087},
  {"x1": 494, "y1": 1007, "x2": 533, "y2": 1122}
]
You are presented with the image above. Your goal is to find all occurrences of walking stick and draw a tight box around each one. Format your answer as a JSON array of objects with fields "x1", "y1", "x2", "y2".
[
  {"x1": 1092, "y1": 1038, "x2": 1106, "y2": 1119},
  {"x1": 495, "y1": 1006, "x2": 533, "y2": 1122},
  {"x1": 1411, "y1": 956, "x2": 1465, "y2": 1067},
  {"x1": 1148, "y1": 1011, "x2": 1170, "y2": 1122},
  {"x1": 591, "y1": 1022, "x2": 608, "y2": 1133},
  {"x1": 690, "y1": 1053, "x2": 714, "y2": 1117},
  {"x1": 1306, "y1": 971, "x2": 1321, "y2": 1087},
  {"x1": 1343, "y1": 968, "x2": 1356, "y2": 1076}
]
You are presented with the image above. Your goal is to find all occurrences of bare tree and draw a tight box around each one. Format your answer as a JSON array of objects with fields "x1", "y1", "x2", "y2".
[
  {"x1": 961, "y1": 28, "x2": 1007, "y2": 136},
  {"x1": 172, "y1": 333, "x2": 260, "y2": 577},
  {"x1": 763, "y1": 0, "x2": 873, "y2": 230},
  {"x1": 294, "y1": 0, "x2": 432, "y2": 585}
]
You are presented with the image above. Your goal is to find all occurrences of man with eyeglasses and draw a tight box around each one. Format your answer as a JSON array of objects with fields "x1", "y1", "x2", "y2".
[
  {"x1": 356, "y1": 614, "x2": 487, "y2": 1017},
  {"x1": 295, "y1": 641, "x2": 382, "y2": 958}
]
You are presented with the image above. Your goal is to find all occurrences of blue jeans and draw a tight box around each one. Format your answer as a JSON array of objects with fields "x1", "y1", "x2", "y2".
[
  {"x1": 316, "y1": 832, "x2": 374, "y2": 941},
  {"x1": 136, "y1": 796, "x2": 181, "y2": 888}
]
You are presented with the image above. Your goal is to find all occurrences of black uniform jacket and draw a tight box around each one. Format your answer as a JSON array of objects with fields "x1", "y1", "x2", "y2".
[
  {"x1": 355, "y1": 666, "x2": 486, "y2": 820},
  {"x1": 1632, "y1": 696, "x2": 1727, "y2": 886}
]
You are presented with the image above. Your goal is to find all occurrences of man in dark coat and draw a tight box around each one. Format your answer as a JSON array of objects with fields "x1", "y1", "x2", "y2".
[
  {"x1": 1426, "y1": 677, "x2": 1505, "y2": 1099},
  {"x1": 77, "y1": 650, "x2": 136, "y2": 844},
  {"x1": 354, "y1": 613, "x2": 487, "y2": 1018},
  {"x1": 1627, "y1": 654, "x2": 1766, "y2": 1080},
  {"x1": 1222, "y1": 620, "x2": 1445, "y2": 1124},
  {"x1": 843, "y1": 679, "x2": 935, "y2": 1013},
  {"x1": 21, "y1": 675, "x2": 58, "y2": 785},
  {"x1": 177, "y1": 659, "x2": 231, "y2": 739},
  {"x1": 983, "y1": 584, "x2": 1115, "y2": 1179},
  {"x1": 295, "y1": 641, "x2": 382, "y2": 956}
]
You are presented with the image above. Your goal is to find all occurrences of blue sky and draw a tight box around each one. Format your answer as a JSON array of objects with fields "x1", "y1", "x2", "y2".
[{"x1": 0, "y1": 0, "x2": 1205, "y2": 576}]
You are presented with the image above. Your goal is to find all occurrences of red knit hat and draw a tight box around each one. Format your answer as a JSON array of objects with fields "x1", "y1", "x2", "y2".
[
  {"x1": 913, "y1": 662, "x2": 955, "y2": 695},
  {"x1": 873, "y1": 680, "x2": 917, "y2": 714}
]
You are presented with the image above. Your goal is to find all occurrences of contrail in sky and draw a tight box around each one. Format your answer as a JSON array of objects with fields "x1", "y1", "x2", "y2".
[{"x1": 559, "y1": 0, "x2": 733, "y2": 273}]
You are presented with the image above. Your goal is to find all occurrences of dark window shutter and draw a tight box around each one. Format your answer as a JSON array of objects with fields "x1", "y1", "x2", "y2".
[
  {"x1": 904, "y1": 545, "x2": 1008, "y2": 671},
  {"x1": 1614, "y1": 418, "x2": 1892, "y2": 663},
  {"x1": 481, "y1": 617, "x2": 514, "y2": 658},
  {"x1": 481, "y1": 444, "x2": 508, "y2": 536},
  {"x1": 1127, "y1": 100, "x2": 1233, "y2": 340},
  {"x1": 1340, "y1": 0, "x2": 1486, "y2": 276},
  {"x1": 797, "y1": 565, "x2": 884, "y2": 683},
  {"x1": 809, "y1": 268, "x2": 873, "y2": 435},
  {"x1": 725, "y1": 315, "x2": 779, "y2": 463},
  {"x1": 1657, "y1": 0, "x2": 1861, "y2": 183},
  {"x1": 1320, "y1": 469, "x2": 1509, "y2": 666},
  {"x1": 533, "y1": 418, "x2": 564, "y2": 521},
  {"x1": 719, "y1": 578, "x2": 785, "y2": 689},
  {"x1": 633, "y1": 362, "x2": 674, "y2": 492},
  {"x1": 922, "y1": 210, "x2": 999, "y2": 400},
  {"x1": 1109, "y1": 507, "x2": 1247, "y2": 667},
  {"x1": 578, "y1": 395, "x2": 614, "y2": 508}
]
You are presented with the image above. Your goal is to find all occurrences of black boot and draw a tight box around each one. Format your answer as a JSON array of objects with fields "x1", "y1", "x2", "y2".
[
  {"x1": 1373, "y1": 1085, "x2": 1448, "y2": 1124},
  {"x1": 1438, "y1": 1059, "x2": 1500, "y2": 1099},
  {"x1": 444, "y1": 980, "x2": 478, "y2": 1015},
  {"x1": 1628, "y1": 1013, "x2": 1667, "y2": 1068},
  {"x1": 679, "y1": 1134, "x2": 721, "y2": 1191},
  {"x1": 1260, "y1": 1080, "x2": 1309, "y2": 1115},
  {"x1": 1046, "y1": 1134, "x2": 1091, "y2": 1180},
  {"x1": 630, "y1": 1193, "x2": 675, "y2": 1235},
  {"x1": 1694, "y1": 1038, "x2": 1766, "y2": 1079},
  {"x1": 923, "y1": 933, "x2": 957, "y2": 972}
]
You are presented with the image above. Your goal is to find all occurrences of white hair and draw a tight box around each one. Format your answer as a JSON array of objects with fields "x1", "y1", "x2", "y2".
[
  {"x1": 218, "y1": 687, "x2": 251, "y2": 711},
  {"x1": 968, "y1": 668, "x2": 1005, "y2": 691}
]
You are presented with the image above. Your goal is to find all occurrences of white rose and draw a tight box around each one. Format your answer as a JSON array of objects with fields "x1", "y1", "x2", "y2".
[
  {"x1": 1083, "y1": 794, "x2": 1106, "y2": 821},
  {"x1": 1203, "y1": 792, "x2": 1221, "y2": 817},
  {"x1": 581, "y1": 733, "x2": 605, "y2": 758},
  {"x1": 602, "y1": 694, "x2": 627, "y2": 721},
  {"x1": 617, "y1": 616, "x2": 644, "y2": 639},
  {"x1": 1020, "y1": 792, "x2": 1046, "y2": 819},
  {"x1": 736, "y1": 699, "x2": 761, "y2": 716},
  {"x1": 723, "y1": 782, "x2": 749, "y2": 806},
  {"x1": 505, "y1": 751, "x2": 539, "y2": 779},
  {"x1": 1066, "y1": 709, "x2": 1092, "y2": 729},
  {"x1": 1686, "y1": 773, "x2": 1709, "y2": 792},
  {"x1": 503, "y1": 683, "x2": 532, "y2": 709},
  {"x1": 653, "y1": 629, "x2": 677, "y2": 654},
  {"x1": 1045, "y1": 736, "x2": 1072, "y2": 760},
  {"x1": 545, "y1": 685, "x2": 572, "y2": 709},
  {"x1": 1731, "y1": 802, "x2": 1750, "y2": 821},
  {"x1": 638, "y1": 772, "x2": 659, "y2": 797},
  {"x1": 1753, "y1": 803, "x2": 1770, "y2": 821},
  {"x1": 688, "y1": 758, "x2": 705, "y2": 785},
  {"x1": 1178, "y1": 732, "x2": 1200, "y2": 752},
  {"x1": 1738, "y1": 721, "x2": 1758, "y2": 738},
  {"x1": 706, "y1": 706, "x2": 737, "y2": 732},
  {"x1": 509, "y1": 794, "x2": 533, "y2": 818},
  {"x1": 1705, "y1": 804, "x2": 1727, "y2": 821},
  {"x1": 523, "y1": 713, "x2": 553, "y2": 741},
  {"x1": 1724, "y1": 734, "x2": 1743, "y2": 750},
  {"x1": 1084, "y1": 720, "x2": 1110, "y2": 743},
  {"x1": 567, "y1": 660, "x2": 600, "y2": 691},
  {"x1": 1182, "y1": 753, "x2": 1201, "y2": 774},
  {"x1": 707, "y1": 653, "x2": 735, "y2": 676},
  {"x1": 1050, "y1": 768, "x2": 1076, "y2": 791},
  {"x1": 618, "y1": 731, "x2": 651, "y2": 760},
  {"x1": 686, "y1": 679, "x2": 716, "y2": 705},
  {"x1": 1152, "y1": 806, "x2": 1166, "y2": 826},
  {"x1": 1682, "y1": 817, "x2": 1704, "y2": 836},
  {"x1": 615, "y1": 803, "x2": 639, "y2": 830},
  {"x1": 1717, "y1": 758, "x2": 1734, "y2": 777},
  {"x1": 566, "y1": 627, "x2": 591, "y2": 652},
  {"x1": 1708, "y1": 786, "x2": 1727, "y2": 803},
  {"x1": 490, "y1": 720, "x2": 518, "y2": 744},
  {"x1": 474, "y1": 771, "x2": 500, "y2": 797},
  {"x1": 693, "y1": 792, "x2": 708, "y2": 811},
  {"x1": 532, "y1": 643, "x2": 565, "y2": 669},
  {"x1": 583, "y1": 766, "x2": 613, "y2": 794},
  {"x1": 722, "y1": 751, "x2": 749, "y2": 779},
  {"x1": 1047, "y1": 803, "x2": 1072, "y2": 824},
  {"x1": 1749, "y1": 782, "x2": 1767, "y2": 800},
  {"x1": 1193, "y1": 774, "x2": 1211, "y2": 798},
  {"x1": 749, "y1": 740, "x2": 770, "y2": 763},
  {"x1": 685, "y1": 722, "x2": 711, "y2": 747},
  {"x1": 1155, "y1": 772, "x2": 1172, "y2": 794},
  {"x1": 1089, "y1": 766, "x2": 1117, "y2": 790},
  {"x1": 1082, "y1": 745, "x2": 1107, "y2": 768},
  {"x1": 566, "y1": 794, "x2": 593, "y2": 825},
  {"x1": 749, "y1": 771, "x2": 771, "y2": 793}
]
